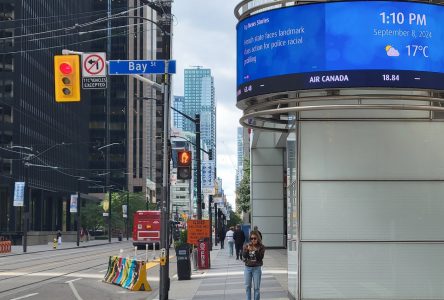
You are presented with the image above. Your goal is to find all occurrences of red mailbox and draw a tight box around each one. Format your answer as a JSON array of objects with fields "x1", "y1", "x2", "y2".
[{"x1": 197, "y1": 238, "x2": 210, "y2": 269}]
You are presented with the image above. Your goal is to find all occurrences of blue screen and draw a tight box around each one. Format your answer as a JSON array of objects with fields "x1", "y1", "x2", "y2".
[{"x1": 237, "y1": 1, "x2": 444, "y2": 99}]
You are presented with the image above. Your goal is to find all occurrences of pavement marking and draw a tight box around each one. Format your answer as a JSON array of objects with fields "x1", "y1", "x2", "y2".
[
  {"x1": 9, "y1": 293, "x2": 39, "y2": 300},
  {"x1": 65, "y1": 278, "x2": 82, "y2": 283},
  {"x1": 68, "y1": 280, "x2": 83, "y2": 300},
  {"x1": 0, "y1": 271, "x2": 159, "y2": 281},
  {"x1": 99, "y1": 269, "x2": 108, "y2": 273}
]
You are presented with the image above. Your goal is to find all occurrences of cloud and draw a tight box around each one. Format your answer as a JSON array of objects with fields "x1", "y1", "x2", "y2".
[
  {"x1": 387, "y1": 47, "x2": 400, "y2": 57},
  {"x1": 173, "y1": 1, "x2": 242, "y2": 207}
]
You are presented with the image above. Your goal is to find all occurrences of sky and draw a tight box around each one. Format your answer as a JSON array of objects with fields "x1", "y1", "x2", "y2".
[{"x1": 172, "y1": 1, "x2": 242, "y2": 208}]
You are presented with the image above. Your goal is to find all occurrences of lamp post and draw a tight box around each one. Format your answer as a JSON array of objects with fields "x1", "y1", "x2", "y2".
[
  {"x1": 98, "y1": 143, "x2": 121, "y2": 243},
  {"x1": 76, "y1": 179, "x2": 81, "y2": 247},
  {"x1": 22, "y1": 162, "x2": 29, "y2": 253}
]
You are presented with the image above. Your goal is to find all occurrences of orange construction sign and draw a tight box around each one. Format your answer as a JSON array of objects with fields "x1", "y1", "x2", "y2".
[{"x1": 187, "y1": 220, "x2": 210, "y2": 245}]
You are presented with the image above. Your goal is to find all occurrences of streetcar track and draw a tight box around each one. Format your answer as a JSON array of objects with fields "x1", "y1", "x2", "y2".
[
  {"x1": 0, "y1": 245, "x2": 135, "y2": 283},
  {"x1": 0, "y1": 244, "x2": 134, "y2": 270},
  {"x1": 0, "y1": 243, "x2": 166, "y2": 297},
  {"x1": 0, "y1": 260, "x2": 106, "y2": 296}
]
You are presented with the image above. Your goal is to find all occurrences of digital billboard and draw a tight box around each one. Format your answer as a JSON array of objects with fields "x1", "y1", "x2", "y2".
[{"x1": 237, "y1": 1, "x2": 444, "y2": 101}]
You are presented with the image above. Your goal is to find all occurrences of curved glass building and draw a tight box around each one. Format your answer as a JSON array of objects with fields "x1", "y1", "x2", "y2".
[{"x1": 235, "y1": 1, "x2": 444, "y2": 299}]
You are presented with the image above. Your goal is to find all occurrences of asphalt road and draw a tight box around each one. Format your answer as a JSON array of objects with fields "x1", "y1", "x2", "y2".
[{"x1": 0, "y1": 241, "x2": 177, "y2": 300}]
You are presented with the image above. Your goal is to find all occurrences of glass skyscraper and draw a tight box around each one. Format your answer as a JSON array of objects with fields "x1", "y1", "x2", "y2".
[
  {"x1": 173, "y1": 96, "x2": 185, "y2": 130},
  {"x1": 183, "y1": 67, "x2": 216, "y2": 156}
]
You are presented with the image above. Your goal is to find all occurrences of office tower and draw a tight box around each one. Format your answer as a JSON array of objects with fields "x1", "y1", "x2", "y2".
[
  {"x1": 183, "y1": 67, "x2": 216, "y2": 156},
  {"x1": 0, "y1": 0, "x2": 91, "y2": 234},
  {"x1": 173, "y1": 96, "x2": 185, "y2": 130}
]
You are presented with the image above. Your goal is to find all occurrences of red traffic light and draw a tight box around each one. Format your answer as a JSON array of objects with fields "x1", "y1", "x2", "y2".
[
  {"x1": 178, "y1": 150, "x2": 191, "y2": 166},
  {"x1": 59, "y1": 62, "x2": 73, "y2": 75}
]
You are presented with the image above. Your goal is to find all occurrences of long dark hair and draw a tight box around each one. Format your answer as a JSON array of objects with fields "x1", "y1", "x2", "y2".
[{"x1": 250, "y1": 230, "x2": 263, "y2": 246}]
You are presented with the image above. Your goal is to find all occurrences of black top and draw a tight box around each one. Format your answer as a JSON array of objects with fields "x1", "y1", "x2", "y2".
[
  {"x1": 233, "y1": 229, "x2": 245, "y2": 245},
  {"x1": 242, "y1": 244, "x2": 265, "y2": 267}
]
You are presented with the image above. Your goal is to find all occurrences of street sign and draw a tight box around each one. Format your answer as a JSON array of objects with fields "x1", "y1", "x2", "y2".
[
  {"x1": 82, "y1": 77, "x2": 107, "y2": 89},
  {"x1": 13, "y1": 182, "x2": 25, "y2": 207},
  {"x1": 108, "y1": 60, "x2": 176, "y2": 75},
  {"x1": 82, "y1": 53, "x2": 106, "y2": 77},
  {"x1": 187, "y1": 220, "x2": 210, "y2": 245},
  {"x1": 202, "y1": 161, "x2": 215, "y2": 194},
  {"x1": 70, "y1": 194, "x2": 78, "y2": 213},
  {"x1": 82, "y1": 52, "x2": 107, "y2": 89}
]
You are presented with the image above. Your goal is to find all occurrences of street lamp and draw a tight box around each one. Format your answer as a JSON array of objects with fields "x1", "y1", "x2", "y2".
[{"x1": 97, "y1": 142, "x2": 122, "y2": 243}]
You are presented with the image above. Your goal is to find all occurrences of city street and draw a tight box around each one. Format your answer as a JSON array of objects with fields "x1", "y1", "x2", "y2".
[{"x1": 0, "y1": 241, "x2": 172, "y2": 300}]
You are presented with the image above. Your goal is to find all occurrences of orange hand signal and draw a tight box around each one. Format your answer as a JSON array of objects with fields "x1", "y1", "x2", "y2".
[{"x1": 180, "y1": 152, "x2": 190, "y2": 164}]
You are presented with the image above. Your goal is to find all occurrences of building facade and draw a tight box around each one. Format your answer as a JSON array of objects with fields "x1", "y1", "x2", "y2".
[
  {"x1": 183, "y1": 67, "x2": 216, "y2": 155},
  {"x1": 0, "y1": 0, "x2": 92, "y2": 240},
  {"x1": 235, "y1": 127, "x2": 243, "y2": 188},
  {"x1": 173, "y1": 96, "x2": 184, "y2": 130},
  {"x1": 236, "y1": 1, "x2": 444, "y2": 299}
]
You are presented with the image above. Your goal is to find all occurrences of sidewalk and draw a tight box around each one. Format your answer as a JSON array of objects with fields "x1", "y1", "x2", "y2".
[
  {"x1": 169, "y1": 245, "x2": 289, "y2": 300},
  {"x1": 7, "y1": 238, "x2": 123, "y2": 255}
]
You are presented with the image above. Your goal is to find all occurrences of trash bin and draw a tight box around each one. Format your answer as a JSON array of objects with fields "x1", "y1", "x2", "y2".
[{"x1": 176, "y1": 244, "x2": 191, "y2": 280}]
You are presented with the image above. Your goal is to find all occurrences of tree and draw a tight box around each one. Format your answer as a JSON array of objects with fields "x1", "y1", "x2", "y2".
[
  {"x1": 80, "y1": 192, "x2": 154, "y2": 236},
  {"x1": 225, "y1": 203, "x2": 242, "y2": 228},
  {"x1": 236, "y1": 159, "x2": 250, "y2": 214}
]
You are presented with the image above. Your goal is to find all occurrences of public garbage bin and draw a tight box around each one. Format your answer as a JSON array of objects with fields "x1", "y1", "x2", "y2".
[{"x1": 176, "y1": 244, "x2": 191, "y2": 280}]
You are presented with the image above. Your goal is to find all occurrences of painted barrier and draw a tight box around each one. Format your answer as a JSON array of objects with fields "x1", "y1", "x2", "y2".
[
  {"x1": 103, "y1": 256, "x2": 151, "y2": 291},
  {"x1": 0, "y1": 241, "x2": 11, "y2": 253}
]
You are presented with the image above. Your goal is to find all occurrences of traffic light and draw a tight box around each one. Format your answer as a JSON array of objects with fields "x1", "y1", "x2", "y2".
[
  {"x1": 177, "y1": 150, "x2": 192, "y2": 180},
  {"x1": 54, "y1": 55, "x2": 81, "y2": 102},
  {"x1": 208, "y1": 149, "x2": 213, "y2": 160}
]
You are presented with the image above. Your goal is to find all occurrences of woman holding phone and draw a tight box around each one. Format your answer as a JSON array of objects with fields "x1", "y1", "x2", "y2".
[{"x1": 242, "y1": 231, "x2": 265, "y2": 300}]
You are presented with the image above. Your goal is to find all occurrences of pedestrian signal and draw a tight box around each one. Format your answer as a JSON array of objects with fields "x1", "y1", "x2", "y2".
[
  {"x1": 54, "y1": 55, "x2": 81, "y2": 102},
  {"x1": 177, "y1": 150, "x2": 192, "y2": 179}
]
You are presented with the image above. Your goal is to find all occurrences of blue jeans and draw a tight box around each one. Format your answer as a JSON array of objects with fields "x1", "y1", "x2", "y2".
[
  {"x1": 244, "y1": 266, "x2": 262, "y2": 300},
  {"x1": 228, "y1": 241, "x2": 234, "y2": 256}
]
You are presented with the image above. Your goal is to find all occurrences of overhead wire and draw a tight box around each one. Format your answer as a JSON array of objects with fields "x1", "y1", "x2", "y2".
[
  {"x1": 0, "y1": 17, "x2": 162, "y2": 55},
  {"x1": 0, "y1": 5, "x2": 144, "y2": 42}
]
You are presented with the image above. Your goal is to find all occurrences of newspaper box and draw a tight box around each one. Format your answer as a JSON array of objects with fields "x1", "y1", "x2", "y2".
[{"x1": 197, "y1": 238, "x2": 210, "y2": 269}]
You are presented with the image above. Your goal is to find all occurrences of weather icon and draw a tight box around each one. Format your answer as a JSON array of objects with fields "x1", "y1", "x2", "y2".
[{"x1": 386, "y1": 45, "x2": 400, "y2": 57}]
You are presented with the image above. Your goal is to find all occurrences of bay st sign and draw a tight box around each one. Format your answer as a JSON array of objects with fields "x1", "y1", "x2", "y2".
[{"x1": 108, "y1": 60, "x2": 176, "y2": 75}]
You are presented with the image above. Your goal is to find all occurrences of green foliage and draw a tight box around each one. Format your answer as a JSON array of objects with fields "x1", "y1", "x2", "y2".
[
  {"x1": 236, "y1": 159, "x2": 250, "y2": 213},
  {"x1": 80, "y1": 192, "x2": 153, "y2": 236},
  {"x1": 174, "y1": 229, "x2": 189, "y2": 248},
  {"x1": 227, "y1": 210, "x2": 242, "y2": 228}
]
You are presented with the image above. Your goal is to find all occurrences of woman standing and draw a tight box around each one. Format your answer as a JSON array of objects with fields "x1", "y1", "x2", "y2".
[{"x1": 242, "y1": 231, "x2": 265, "y2": 300}]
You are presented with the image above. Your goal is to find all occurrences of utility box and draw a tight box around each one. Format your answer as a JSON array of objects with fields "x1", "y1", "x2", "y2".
[{"x1": 176, "y1": 244, "x2": 191, "y2": 280}]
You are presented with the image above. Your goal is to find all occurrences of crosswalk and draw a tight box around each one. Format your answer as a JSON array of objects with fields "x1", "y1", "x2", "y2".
[{"x1": 192, "y1": 249, "x2": 288, "y2": 300}]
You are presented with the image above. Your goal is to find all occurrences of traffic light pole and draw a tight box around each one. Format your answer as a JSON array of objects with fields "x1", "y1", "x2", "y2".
[
  {"x1": 170, "y1": 108, "x2": 206, "y2": 220},
  {"x1": 107, "y1": 0, "x2": 112, "y2": 245},
  {"x1": 195, "y1": 114, "x2": 202, "y2": 220}
]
